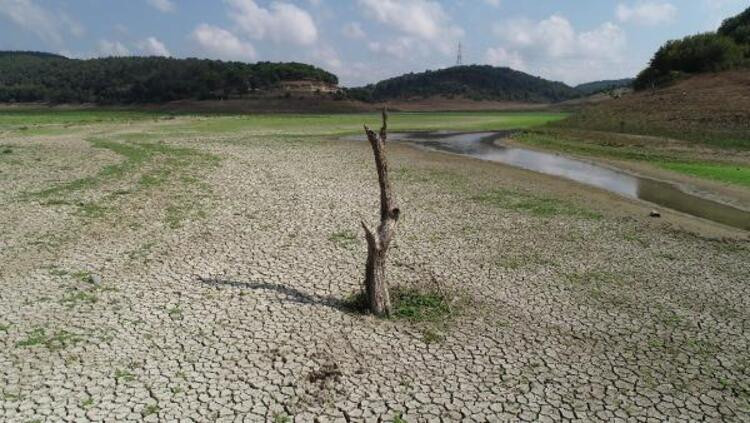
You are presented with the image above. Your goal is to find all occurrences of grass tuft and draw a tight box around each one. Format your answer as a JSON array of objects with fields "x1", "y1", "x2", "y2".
[
  {"x1": 328, "y1": 229, "x2": 358, "y2": 249},
  {"x1": 15, "y1": 328, "x2": 82, "y2": 351},
  {"x1": 390, "y1": 287, "x2": 452, "y2": 323}
]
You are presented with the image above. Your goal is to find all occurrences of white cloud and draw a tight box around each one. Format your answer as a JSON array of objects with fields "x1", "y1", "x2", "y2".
[
  {"x1": 368, "y1": 37, "x2": 420, "y2": 59},
  {"x1": 485, "y1": 47, "x2": 525, "y2": 71},
  {"x1": 139, "y1": 37, "x2": 171, "y2": 57},
  {"x1": 358, "y1": 0, "x2": 462, "y2": 43},
  {"x1": 494, "y1": 15, "x2": 576, "y2": 58},
  {"x1": 225, "y1": 0, "x2": 318, "y2": 45},
  {"x1": 191, "y1": 24, "x2": 256, "y2": 61},
  {"x1": 147, "y1": 0, "x2": 175, "y2": 13},
  {"x1": 0, "y1": 0, "x2": 84, "y2": 45},
  {"x1": 616, "y1": 1, "x2": 677, "y2": 26},
  {"x1": 342, "y1": 22, "x2": 366, "y2": 39},
  {"x1": 97, "y1": 39, "x2": 131, "y2": 57},
  {"x1": 484, "y1": 0, "x2": 501, "y2": 7},
  {"x1": 487, "y1": 15, "x2": 629, "y2": 84},
  {"x1": 358, "y1": 0, "x2": 463, "y2": 58}
]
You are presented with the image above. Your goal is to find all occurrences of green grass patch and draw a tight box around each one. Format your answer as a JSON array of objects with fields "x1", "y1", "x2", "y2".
[
  {"x1": 555, "y1": 112, "x2": 750, "y2": 150},
  {"x1": 473, "y1": 189, "x2": 602, "y2": 219},
  {"x1": 142, "y1": 404, "x2": 160, "y2": 417},
  {"x1": 164, "y1": 111, "x2": 567, "y2": 137},
  {"x1": 343, "y1": 286, "x2": 453, "y2": 323},
  {"x1": 343, "y1": 284, "x2": 457, "y2": 343},
  {"x1": 33, "y1": 137, "x2": 216, "y2": 199},
  {"x1": 516, "y1": 131, "x2": 668, "y2": 162},
  {"x1": 15, "y1": 328, "x2": 82, "y2": 351},
  {"x1": 657, "y1": 161, "x2": 750, "y2": 187},
  {"x1": 114, "y1": 368, "x2": 136, "y2": 382},
  {"x1": 60, "y1": 290, "x2": 98, "y2": 308},
  {"x1": 390, "y1": 287, "x2": 452, "y2": 323},
  {"x1": 30, "y1": 135, "x2": 219, "y2": 227},
  {"x1": 517, "y1": 131, "x2": 750, "y2": 187},
  {"x1": 328, "y1": 229, "x2": 358, "y2": 249},
  {"x1": 0, "y1": 108, "x2": 165, "y2": 129}
]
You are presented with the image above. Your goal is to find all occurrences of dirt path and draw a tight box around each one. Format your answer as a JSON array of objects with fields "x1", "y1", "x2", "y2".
[{"x1": 1, "y1": 119, "x2": 748, "y2": 422}]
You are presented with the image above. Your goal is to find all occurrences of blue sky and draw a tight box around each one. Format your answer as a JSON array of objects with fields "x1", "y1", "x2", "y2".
[{"x1": 1, "y1": 0, "x2": 747, "y2": 86}]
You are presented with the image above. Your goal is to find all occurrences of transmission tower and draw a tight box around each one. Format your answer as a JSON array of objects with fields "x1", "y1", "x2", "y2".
[{"x1": 456, "y1": 42, "x2": 463, "y2": 66}]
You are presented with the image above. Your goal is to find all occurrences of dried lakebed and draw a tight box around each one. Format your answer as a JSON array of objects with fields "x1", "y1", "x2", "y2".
[
  {"x1": 1, "y1": 117, "x2": 749, "y2": 422},
  {"x1": 368, "y1": 131, "x2": 750, "y2": 232}
]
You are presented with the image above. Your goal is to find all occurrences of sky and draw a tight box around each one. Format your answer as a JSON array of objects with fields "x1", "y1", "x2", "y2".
[{"x1": 1, "y1": 0, "x2": 748, "y2": 86}]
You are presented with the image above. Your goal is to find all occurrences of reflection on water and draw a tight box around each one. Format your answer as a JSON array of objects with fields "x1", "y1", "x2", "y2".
[{"x1": 390, "y1": 131, "x2": 750, "y2": 231}]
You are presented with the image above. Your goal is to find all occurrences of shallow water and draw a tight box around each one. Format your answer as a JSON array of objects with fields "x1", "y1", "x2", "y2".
[{"x1": 384, "y1": 131, "x2": 750, "y2": 231}]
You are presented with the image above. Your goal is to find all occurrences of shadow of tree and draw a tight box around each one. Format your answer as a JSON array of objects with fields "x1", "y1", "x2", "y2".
[{"x1": 196, "y1": 276, "x2": 357, "y2": 312}]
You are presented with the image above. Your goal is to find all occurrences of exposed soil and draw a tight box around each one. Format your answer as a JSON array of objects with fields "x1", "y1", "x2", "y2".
[{"x1": 562, "y1": 70, "x2": 750, "y2": 142}]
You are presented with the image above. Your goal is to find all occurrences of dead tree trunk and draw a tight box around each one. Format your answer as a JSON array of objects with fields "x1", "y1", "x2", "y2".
[{"x1": 361, "y1": 109, "x2": 400, "y2": 317}]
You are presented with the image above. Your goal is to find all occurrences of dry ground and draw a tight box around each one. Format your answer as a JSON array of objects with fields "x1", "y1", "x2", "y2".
[
  {"x1": 561, "y1": 70, "x2": 750, "y2": 147},
  {"x1": 1, "y1": 115, "x2": 749, "y2": 422}
]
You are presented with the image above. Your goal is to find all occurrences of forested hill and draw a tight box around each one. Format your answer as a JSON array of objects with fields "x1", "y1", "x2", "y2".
[
  {"x1": 0, "y1": 51, "x2": 338, "y2": 104},
  {"x1": 575, "y1": 78, "x2": 634, "y2": 95},
  {"x1": 345, "y1": 65, "x2": 581, "y2": 103},
  {"x1": 634, "y1": 6, "x2": 749, "y2": 89}
]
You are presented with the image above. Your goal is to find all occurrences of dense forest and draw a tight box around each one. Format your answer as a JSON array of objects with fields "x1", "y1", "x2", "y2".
[
  {"x1": 0, "y1": 51, "x2": 338, "y2": 104},
  {"x1": 0, "y1": 52, "x2": 636, "y2": 106},
  {"x1": 344, "y1": 65, "x2": 581, "y2": 103},
  {"x1": 574, "y1": 78, "x2": 634, "y2": 95},
  {"x1": 634, "y1": 6, "x2": 749, "y2": 89}
]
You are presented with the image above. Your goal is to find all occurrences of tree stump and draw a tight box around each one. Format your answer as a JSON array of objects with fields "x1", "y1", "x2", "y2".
[{"x1": 361, "y1": 109, "x2": 400, "y2": 317}]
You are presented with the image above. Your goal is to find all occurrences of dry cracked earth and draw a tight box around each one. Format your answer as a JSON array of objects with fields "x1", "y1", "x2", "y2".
[{"x1": 0, "y1": 117, "x2": 749, "y2": 422}]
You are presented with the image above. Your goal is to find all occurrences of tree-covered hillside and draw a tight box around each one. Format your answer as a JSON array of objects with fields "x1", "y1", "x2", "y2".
[
  {"x1": 574, "y1": 78, "x2": 634, "y2": 95},
  {"x1": 634, "y1": 6, "x2": 749, "y2": 89},
  {"x1": 0, "y1": 52, "x2": 338, "y2": 104},
  {"x1": 345, "y1": 65, "x2": 581, "y2": 103}
]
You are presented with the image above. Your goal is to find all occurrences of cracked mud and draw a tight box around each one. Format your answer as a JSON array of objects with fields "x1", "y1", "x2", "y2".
[{"x1": 1, "y1": 116, "x2": 749, "y2": 422}]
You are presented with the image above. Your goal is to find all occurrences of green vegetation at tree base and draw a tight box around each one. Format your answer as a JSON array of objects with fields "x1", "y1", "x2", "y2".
[{"x1": 342, "y1": 286, "x2": 453, "y2": 324}]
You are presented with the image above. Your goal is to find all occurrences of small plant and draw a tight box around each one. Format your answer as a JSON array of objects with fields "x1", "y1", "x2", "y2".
[
  {"x1": 421, "y1": 327, "x2": 444, "y2": 344},
  {"x1": 167, "y1": 306, "x2": 183, "y2": 320},
  {"x1": 81, "y1": 397, "x2": 94, "y2": 408},
  {"x1": 393, "y1": 412, "x2": 409, "y2": 423},
  {"x1": 142, "y1": 404, "x2": 160, "y2": 417},
  {"x1": 60, "y1": 290, "x2": 98, "y2": 308},
  {"x1": 272, "y1": 413, "x2": 291, "y2": 423},
  {"x1": 114, "y1": 369, "x2": 135, "y2": 382},
  {"x1": 15, "y1": 328, "x2": 81, "y2": 351},
  {"x1": 328, "y1": 230, "x2": 358, "y2": 249},
  {"x1": 15, "y1": 328, "x2": 46, "y2": 348}
]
